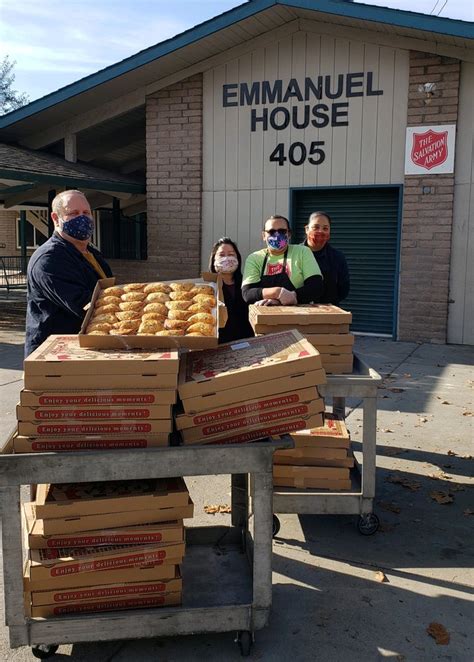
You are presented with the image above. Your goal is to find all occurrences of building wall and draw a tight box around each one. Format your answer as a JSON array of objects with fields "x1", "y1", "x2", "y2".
[
  {"x1": 398, "y1": 51, "x2": 460, "y2": 343},
  {"x1": 448, "y1": 60, "x2": 474, "y2": 345},
  {"x1": 0, "y1": 209, "x2": 20, "y2": 254},
  {"x1": 201, "y1": 30, "x2": 409, "y2": 266}
]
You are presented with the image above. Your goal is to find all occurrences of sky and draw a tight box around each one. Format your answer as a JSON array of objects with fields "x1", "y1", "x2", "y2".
[{"x1": 1, "y1": 0, "x2": 472, "y2": 104}]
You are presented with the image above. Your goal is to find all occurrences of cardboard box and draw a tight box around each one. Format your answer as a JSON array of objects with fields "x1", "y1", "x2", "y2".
[
  {"x1": 324, "y1": 365, "x2": 353, "y2": 375},
  {"x1": 291, "y1": 414, "x2": 350, "y2": 448},
  {"x1": 249, "y1": 304, "x2": 352, "y2": 326},
  {"x1": 35, "y1": 478, "x2": 189, "y2": 519},
  {"x1": 274, "y1": 446, "x2": 348, "y2": 461},
  {"x1": 274, "y1": 452, "x2": 354, "y2": 468},
  {"x1": 27, "y1": 591, "x2": 181, "y2": 617},
  {"x1": 183, "y1": 414, "x2": 324, "y2": 446},
  {"x1": 304, "y1": 334, "x2": 355, "y2": 346},
  {"x1": 79, "y1": 273, "x2": 227, "y2": 351},
  {"x1": 17, "y1": 404, "x2": 171, "y2": 422},
  {"x1": 315, "y1": 346, "x2": 353, "y2": 355},
  {"x1": 29, "y1": 569, "x2": 182, "y2": 606},
  {"x1": 24, "y1": 373, "x2": 178, "y2": 391},
  {"x1": 13, "y1": 434, "x2": 169, "y2": 453},
  {"x1": 27, "y1": 500, "x2": 194, "y2": 535},
  {"x1": 25, "y1": 336, "x2": 179, "y2": 376},
  {"x1": 273, "y1": 477, "x2": 352, "y2": 490},
  {"x1": 254, "y1": 324, "x2": 350, "y2": 334},
  {"x1": 273, "y1": 465, "x2": 350, "y2": 481},
  {"x1": 180, "y1": 398, "x2": 324, "y2": 443},
  {"x1": 182, "y1": 369, "x2": 326, "y2": 414},
  {"x1": 25, "y1": 505, "x2": 183, "y2": 549},
  {"x1": 24, "y1": 560, "x2": 180, "y2": 592},
  {"x1": 18, "y1": 419, "x2": 173, "y2": 436},
  {"x1": 176, "y1": 387, "x2": 319, "y2": 430},
  {"x1": 20, "y1": 389, "x2": 177, "y2": 407},
  {"x1": 28, "y1": 542, "x2": 185, "y2": 582},
  {"x1": 178, "y1": 330, "x2": 324, "y2": 400}
]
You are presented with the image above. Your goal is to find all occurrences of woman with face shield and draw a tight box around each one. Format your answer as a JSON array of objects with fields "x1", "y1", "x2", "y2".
[
  {"x1": 241, "y1": 215, "x2": 323, "y2": 307},
  {"x1": 209, "y1": 237, "x2": 254, "y2": 343}
]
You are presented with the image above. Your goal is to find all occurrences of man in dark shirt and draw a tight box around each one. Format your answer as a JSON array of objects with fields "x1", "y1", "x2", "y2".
[
  {"x1": 25, "y1": 190, "x2": 112, "y2": 356},
  {"x1": 303, "y1": 211, "x2": 350, "y2": 305}
]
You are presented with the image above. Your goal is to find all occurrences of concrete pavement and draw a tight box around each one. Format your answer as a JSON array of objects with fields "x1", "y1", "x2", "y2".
[{"x1": 0, "y1": 317, "x2": 472, "y2": 661}]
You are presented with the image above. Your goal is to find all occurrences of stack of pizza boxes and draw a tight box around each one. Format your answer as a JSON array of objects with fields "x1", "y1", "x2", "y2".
[
  {"x1": 249, "y1": 304, "x2": 354, "y2": 374},
  {"x1": 273, "y1": 414, "x2": 353, "y2": 490},
  {"x1": 13, "y1": 335, "x2": 179, "y2": 453},
  {"x1": 23, "y1": 478, "x2": 193, "y2": 617},
  {"x1": 175, "y1": 330, "x2": 325, "y2": 446}
]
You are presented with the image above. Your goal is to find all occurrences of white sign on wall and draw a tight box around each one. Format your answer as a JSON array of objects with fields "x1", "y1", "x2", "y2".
[{"x1": 405, "y1": 124, "x2": 456, "y2": 175}]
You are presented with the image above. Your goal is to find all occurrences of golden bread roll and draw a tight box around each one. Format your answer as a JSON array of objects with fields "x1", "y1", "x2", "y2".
[
  {"x1": 116, "y1": 311, "x2": 141, "y2": 322},
  {"x1": 119, "y1": 301, "x2": 144, "y2": 312},
  {"x1": 188, "y1": 313, "x2": 214, "y2": 325},
  {"x1": 193, "y1": 294, "x2": 216, "y2": 307},
  {"x1": 188, "y1": 302, "x2": 213, "y2": 313},
  {"x1": 146, "y1": 292, "x2": 169, "y2": 304},
  {"x1": 94, "y1": 304, "x2": 120, "y2": 315},
  {"x1": 142, "y1": 312, "x2": 167, "y2": 322},
  {"x1": 87, "y1": 329, "x2": 110, "y2": 335},
  {"x1": 138, "y1": 320, "x2": 164, "y2": 334},
  {"x1": 144, "y1": 302, "x2": 168, "y2": 316},
  {"x1": 190, "y1": 285, "x2": 215, "y2": 297},
  {"x1": 87, "y1": 322, "x2": 114, "y2": 333},
  {"x1": 90, "y1": 313, "x2": 117, "y2": 324},
  {"x1": 186, "y1": 332, "x2": 206, "y2": 337},
  {"x1": 164, "y1": 319, "x2": 189, "y2": 331},
  {"x1": 121, "y1": 291, "x2": 147, "y2": 302},
  {"x1": 169, "y1": 291, "x2": 194, "y2": 301},
  {"x1": 100, "y1": 286, "x2": 124, "y2": 297},
  {"x1": 143, "y1": 283, "x2": 171, "y2": 294},
  {"x1": 123, "y1": 283, "x2": 145, "y2": 292},
  {"x1": 115, "y1": 320, "x2": 140, "y2": 333},
  {"x1": 170, "y1": 282, "x2": 194, "y2": 292},
  {"x1": 99, "y1": 296, "x2": 122, "y2": 307},
  {"x1": 165, "y1": 300, "x2": 192, "y2": 311},
  {"x1": 187, "y1": 323, "x2": 214, "y2": 336},
  {"x1": 156, "y1": 329, "x2": 185, "y2": 336},
  {"x1": 109, "y1": 328, "x2": 134, "y2": 336},
  {"x1": 167, "y1": 309, "x2": 192, "y2": 321}
]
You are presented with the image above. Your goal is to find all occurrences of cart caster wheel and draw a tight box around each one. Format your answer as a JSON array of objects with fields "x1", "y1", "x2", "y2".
[
  {"x1": 237, "y1": 630, "x2": 253, "y2": 657},
  {"x1": 272, "y1": 514, "x2": 281, "y2": 538},
  {"x1": 358, "y1": 513, "x2": 380, "y2": 536},
  {"x1": 31, "y1": 644, "x2": 59, "y2": 659}
]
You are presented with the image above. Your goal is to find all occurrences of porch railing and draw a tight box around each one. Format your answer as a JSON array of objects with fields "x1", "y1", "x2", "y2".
[{"x1": 0, "y1": 256, "x2": 29, "y2": 291}]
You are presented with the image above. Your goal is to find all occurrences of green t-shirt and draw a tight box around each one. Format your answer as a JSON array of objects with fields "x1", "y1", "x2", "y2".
[{"x1": 242, "y1": 244, "x2": 321, "y2": 289}]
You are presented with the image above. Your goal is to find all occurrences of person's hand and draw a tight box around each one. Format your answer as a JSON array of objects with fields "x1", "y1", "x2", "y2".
[
  {"x1": 255, "y1": 298, "x2": 280, "y2": 306},
  {"x1": 278, "y1": 288, "x2": 297, "y2": 305}
]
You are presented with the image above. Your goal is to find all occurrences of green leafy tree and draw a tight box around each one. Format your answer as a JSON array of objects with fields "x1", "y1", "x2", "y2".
[{"x1": 0, "y1": 55, "x2": 29, "y2": 115}]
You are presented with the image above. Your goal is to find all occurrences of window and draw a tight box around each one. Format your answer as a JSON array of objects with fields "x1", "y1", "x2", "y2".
[
  {"x1": 16, "y1": 218, "x2": 48, "y2": 250},
  {"x1": 98, "y1": 211, "x2": 147, "y2": 260}
]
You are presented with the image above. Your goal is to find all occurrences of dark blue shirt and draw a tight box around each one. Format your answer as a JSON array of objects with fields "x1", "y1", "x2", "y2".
[
  {"x1": 25, "y1": 233, "x2": 112, "y2": 356},
  {"x1": 303, "y1": 240, "x2": 350, "y2": 305}
]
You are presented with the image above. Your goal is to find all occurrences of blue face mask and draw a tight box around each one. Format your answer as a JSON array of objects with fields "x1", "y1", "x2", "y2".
[
  {"x1": 60, "y1": 214, "x2": 94, "y2": 240},
  {"x1": 266, "y1": 232, "x2": 288, "y2": 251}
]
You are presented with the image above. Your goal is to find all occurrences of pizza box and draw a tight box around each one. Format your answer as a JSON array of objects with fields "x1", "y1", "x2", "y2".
[
  {"x1": 28, "y1": 568, "x2": 182, "y2": 606},
  {"x1": 24, "y1": 372, "x2": 178, "y2": 391},
  {"x1": 175, "y1": 387, "x2": 319, "y2": 430},
  {"x1": 13, "y1": 434, "x2": 169, "y2": 453},
  {"x1": 304, "y1": 334, "x2": 355, "y2": 346},
  {"x1": 274, "y1": 456, "x2": 355, "y2": 468},
  {"x1": 274, "y1": 446, "x2": 348, "y2": 461},
  {"x1": 180, "y1": 398, "x2": 324, "y2": 443},
  {"x1": 27, "y1": 591, "x2": 182, "y2": 617},
  {"x1": 27, "y1": 500, "x2": 194, "y2": 535},
  {"x1": 17, "y1": 404, "x2": 171, "y2": 422},
  {"x1": 182, "y1": 414, "x2": 324, "y2": 446},
  {"x1": 79, "y1": 273, "x2": 227, "y2": 351},
  {"x1": 323, "y1": 365, "x2": 353, "y2": 375},
  {"x1": 18, "y1": 419, "x2": 172, "y2": 436},
  {"x1": 249, "y1": 304, "x2": 352, "y2": 326},
  {"x1": 180, "y1": 369, "x2": 326, "y2": 414},
  {"x1": 255, "y1": 324, "x2": 350, "y2": 334},
  {"x1": 273, "y1": 477, "x2": 352, "y2": 490},
  {"x1": 315, "y1": 346, "x2": 353, "y2": 355},
  {"x1": 273, "y1": 465, "x2": 350, "y2": 481},
  {"x1": 24, "y1": 561, "x2": 180, "y2": 592},
  {"x1": 291, "y1": 415, "x2": 350, "y2": 448},
  {"x1": 34, "y1": 477, "x2": 189, "y2": 519},
  {"x1": 20, "y1": 389, "x2": 177, "y2": 407},
  {"x1": 24, "y1": 504, "x2": 183, "y2": 549},
  {"x1": 178, "y1": 331, "x2": 323, "y2": 400},
  {"x1": 24, "y1": 336, "x2": 179, "y2": 376}
]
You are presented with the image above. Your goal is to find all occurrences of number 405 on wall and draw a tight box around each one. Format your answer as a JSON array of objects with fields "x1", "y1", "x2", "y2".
[{"x1": 269, "y1": 141, "x2": 325, "y2": 166}]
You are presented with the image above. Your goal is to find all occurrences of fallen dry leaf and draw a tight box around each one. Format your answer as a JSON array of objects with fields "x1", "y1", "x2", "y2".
[
  {"x1": 430, "y1": 491, "x2": 454, "y2": 505},
  {"x1": 384, "y1": 447, "x2": 408, "y2": 456},
  {"x1": 462, "y1": 411, "x2": 472, "y2": 416},
  {"x1": 204, "y1": 503, "x2": 231, "y2": 514},
  {"x1": 381, "y1": 428, "x2": 395, "y2": 433},
  {"x1": 441, "y1": 401, "x2": 451, "y2": 405},
  {"x1": 403, "y1": 373, "x2": 411, "y2": 378},
  {"x1": 389, "y1": 387, "x2": 405, "y2": 393},
  {"x1": 427, "y1": 622, "x2": 450, "y2": 645},
  {"x1": 463, "y1": 509, "x2": 474, "y2": 516},
  {"x1": 447, "y1": 450, "x2": 457, "y2": 456},
  {"x1": 418, "y1": 416, "x2": 429, "y2": 423},
  {"x1": 386, "y1": 475, "x2": 422, "y2": 491},
  {"x1": 378, "y1": 501, "x2": 401, "y2": 514},
  {"x1": 460, "y1": 454, "x2": 473, "y2": 460},
  {"x1": 374, "y1": 570, "x2": 388, "y2": 583}
]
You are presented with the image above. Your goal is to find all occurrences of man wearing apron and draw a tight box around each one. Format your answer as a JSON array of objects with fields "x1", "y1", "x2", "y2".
[
  {"x1": 242, "y1": 215, "x2": 322, "y2": 305},
  {"x1": 303, "y1": 211, "x2": 350, "y2": 305}
]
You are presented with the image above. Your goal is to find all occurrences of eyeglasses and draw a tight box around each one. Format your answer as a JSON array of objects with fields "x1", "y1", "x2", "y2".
[{"x1": 265, "y1": 228, "x2": 289, "y2": 236}]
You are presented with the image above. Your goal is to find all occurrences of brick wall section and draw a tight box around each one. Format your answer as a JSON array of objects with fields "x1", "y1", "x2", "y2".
[
  {"x1": 0, "y1": 209, "x2": 20, "y2": 254},
  {"x1": 145, "y1": 74, "x2": 203, "y2": 280},
  {"x1": 398, "y1": 52, "x2": 460, "y2": 343}
]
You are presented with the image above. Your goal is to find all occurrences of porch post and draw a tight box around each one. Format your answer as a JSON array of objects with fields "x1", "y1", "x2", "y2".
[
  {"x1": 47, "y1": 189, "x2": 56, "y2": 237},
  {"x1": 19, "y1": 210, "x2": 27, "y2": 274}
]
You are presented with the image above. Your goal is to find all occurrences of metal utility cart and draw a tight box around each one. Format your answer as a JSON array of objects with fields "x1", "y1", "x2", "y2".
[
  {"x1": 272, "y1": 354, "x2": 382, "y2": 536},
  {"x1": 0, "y1": 434, "x2": 291, "y2": 659}
]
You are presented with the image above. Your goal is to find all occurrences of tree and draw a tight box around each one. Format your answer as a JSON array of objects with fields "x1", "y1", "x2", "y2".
[{"x1": 0, "y1": 55, "x2": 29, "y2": 115}]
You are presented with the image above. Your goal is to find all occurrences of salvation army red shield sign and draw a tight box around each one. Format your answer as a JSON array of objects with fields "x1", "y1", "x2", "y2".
[
  {"x1": 411, "y1": 129, "x2": 448, "y2": 170},
  {"x1": 405, "y1": 124, "x2": 455, "y2": 175}
]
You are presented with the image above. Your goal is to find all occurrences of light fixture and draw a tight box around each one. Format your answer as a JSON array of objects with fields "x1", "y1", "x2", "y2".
[{"x1": 418, "y1": 82, "x2": 437, "y2": 104}]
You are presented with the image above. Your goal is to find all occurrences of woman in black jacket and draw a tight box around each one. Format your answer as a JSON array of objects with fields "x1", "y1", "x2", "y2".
[{"x1": 209, "y1": 237, "x2": 254, "y2": 343}]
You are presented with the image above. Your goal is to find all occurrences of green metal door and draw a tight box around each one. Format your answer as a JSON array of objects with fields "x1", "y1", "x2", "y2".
[{"x1": 291, "y1": 186, "x2": 401, "y2": 336}]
